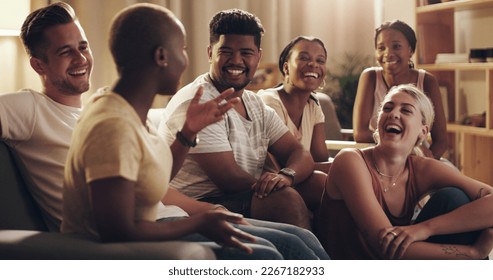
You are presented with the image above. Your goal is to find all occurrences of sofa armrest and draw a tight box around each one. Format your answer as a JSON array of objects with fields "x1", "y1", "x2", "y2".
[
  {"x1": 0, "y1": 141, "x2": 49, "y2": 231},
  {"x1": 326, "y1": 140, "x2": 374, "y2": 153},
  {"x1": 0, "y1": 230, "x2": 215, "y2": 260}
]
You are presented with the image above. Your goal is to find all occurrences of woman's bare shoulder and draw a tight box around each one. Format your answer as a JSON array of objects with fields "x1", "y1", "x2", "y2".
[
  {"x1": 332, "y1": 148, "x2": 367, "y2": 169},
  {"x1": 411, "y1": 155, "x2": 461, "y2": 180},
  {"x1": 360, "y1": 67, "x2": 377, "y2": 79},
  {"x1": 335, "y1": 147, "x2": 362, "y2": 158}
]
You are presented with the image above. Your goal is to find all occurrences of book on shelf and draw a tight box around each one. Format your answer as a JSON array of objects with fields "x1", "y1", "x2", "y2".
[{"x1": 435, "y1": 53, "x2": 469, "y2": 64}]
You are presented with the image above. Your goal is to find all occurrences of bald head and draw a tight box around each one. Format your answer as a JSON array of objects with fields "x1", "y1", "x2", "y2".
[{"x1": 109, "y1": 3, "x2": 182, "y2": 72}]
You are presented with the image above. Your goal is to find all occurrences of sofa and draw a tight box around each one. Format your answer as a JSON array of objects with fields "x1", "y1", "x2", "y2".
[{"x1": 0, "y1": 140, "x2": 215, "y2": 260}]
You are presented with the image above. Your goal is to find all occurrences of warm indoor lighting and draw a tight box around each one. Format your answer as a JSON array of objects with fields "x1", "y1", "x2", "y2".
[{"x1": 0, "y1": 0, "x2": 30, "y2": 36}]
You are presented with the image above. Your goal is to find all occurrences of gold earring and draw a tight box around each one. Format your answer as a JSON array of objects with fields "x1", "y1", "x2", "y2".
[
  {"x1": 408, "y1": 59, "x2": 414, "y2": 69},
  {"x1": 318, "y1": 79, "x2": 327, "y2": 90}
]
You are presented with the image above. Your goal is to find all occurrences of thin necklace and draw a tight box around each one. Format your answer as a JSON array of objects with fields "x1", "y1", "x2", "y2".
[
  {"x1": 382, "y1": 70, "x2": 413, "y2": 91},
  {"x1": 372, "y1": 150, "x2": 406, "y2": 193},
  {"x1": 382, "y1": 74, "x2": 391, "y2": 90}
]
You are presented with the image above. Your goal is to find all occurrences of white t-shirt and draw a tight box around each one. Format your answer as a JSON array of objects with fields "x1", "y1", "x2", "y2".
[
  {"x1": 0, "y1": 89, "x2": 81, "y2": 231},
  {"x1": 160, "y1": 73, "x2": 289, "y2": 199}
]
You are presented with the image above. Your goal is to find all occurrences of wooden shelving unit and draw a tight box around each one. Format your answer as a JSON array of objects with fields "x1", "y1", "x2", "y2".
[{"x1": 416, "y1": 0, "x2": 493, "y2": 185}]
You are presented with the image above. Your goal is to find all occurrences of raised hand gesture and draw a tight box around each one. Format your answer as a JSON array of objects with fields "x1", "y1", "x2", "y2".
[{"x1": 183, "y1": 86, "x2": 239, "y2": 134}]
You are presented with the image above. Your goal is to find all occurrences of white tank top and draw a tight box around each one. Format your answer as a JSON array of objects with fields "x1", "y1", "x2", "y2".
[{"x1": 369, "y1": 67, "x2": 426, "y2": 131}]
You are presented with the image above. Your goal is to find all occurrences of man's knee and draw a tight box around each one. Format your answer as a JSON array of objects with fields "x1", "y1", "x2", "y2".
[
  {"x1": 250, "y1": 187, "x2": 311, "y2": 229},
  {"x1": 265, "y1": 187, "x2": 309, "y2": 211}
]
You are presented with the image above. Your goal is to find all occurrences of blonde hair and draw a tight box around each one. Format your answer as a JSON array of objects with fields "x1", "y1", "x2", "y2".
[{"x1": 373, "y1": 84, "x2": 435, "y2": 156}]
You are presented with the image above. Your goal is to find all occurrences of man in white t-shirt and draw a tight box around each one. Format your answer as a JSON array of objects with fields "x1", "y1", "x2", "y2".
[
  {"x1": 161, "y1": 9, "x2": 326, "y2": 230},
  {"x1": 0, "y1": 2, "x2": 92, "y2": 231}
]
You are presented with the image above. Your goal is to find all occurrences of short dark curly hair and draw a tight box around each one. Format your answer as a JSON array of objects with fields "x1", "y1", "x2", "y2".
[
  {"x1": 20, "y1": 2, "x2": 77, "y2": 61},
  {"x1": 209, "y1": 9, "x2": 264, "y2": 49}
]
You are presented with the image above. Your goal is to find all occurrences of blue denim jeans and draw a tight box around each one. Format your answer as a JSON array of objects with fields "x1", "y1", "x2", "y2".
[
  {"x1": 414, "y1": 187, "x2": 481, "y2": 245},
  {"x1": 245, "y1": 218, "x2": 330, "y2": 260},
  {"x1": 157, "y1": 216, "x2": 329, "y2": 260}
]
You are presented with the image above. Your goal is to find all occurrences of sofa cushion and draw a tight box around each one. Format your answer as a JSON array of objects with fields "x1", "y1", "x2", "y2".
[
  {"x1": 0, "y1": 140, "x2": 216, "y2": 259},
  {"x1": 0, "y1": 230, "x2": 215, "y2": 260},
  {"x1": 0, "y1": 141, "x2": 48, "y2": 231}
]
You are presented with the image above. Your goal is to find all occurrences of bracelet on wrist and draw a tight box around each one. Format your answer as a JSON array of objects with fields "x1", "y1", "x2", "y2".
[
  {"x1": 176, "y1": 130, "x2": 198, "y2": 147},
  {"x1": 278, "y1": 168, "x2": 296, "y2": 188}
]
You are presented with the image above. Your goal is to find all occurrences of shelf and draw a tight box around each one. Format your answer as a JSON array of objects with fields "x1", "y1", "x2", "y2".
[
  {"x1": 447, "y1": 123, "x2": 493, "y2": 136},
  {"x1": 416, "y1": 0, "x2": 493, "y2": 185},
  {"x1": 417, "y1": 63, "x2": 493, "y2": 71},
  {"x1": 417, "y1": 0, "x2": 493, "y2": 14}
]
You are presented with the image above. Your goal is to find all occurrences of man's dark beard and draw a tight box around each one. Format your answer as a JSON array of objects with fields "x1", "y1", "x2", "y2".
[{"x1": 53, "y1": 78, "x2": 89, "y2": 95}]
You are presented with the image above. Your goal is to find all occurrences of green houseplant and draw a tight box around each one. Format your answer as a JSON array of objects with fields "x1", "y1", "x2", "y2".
[{"x1": 323, "y1": 53, "x2": 372, "y2": 129}]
